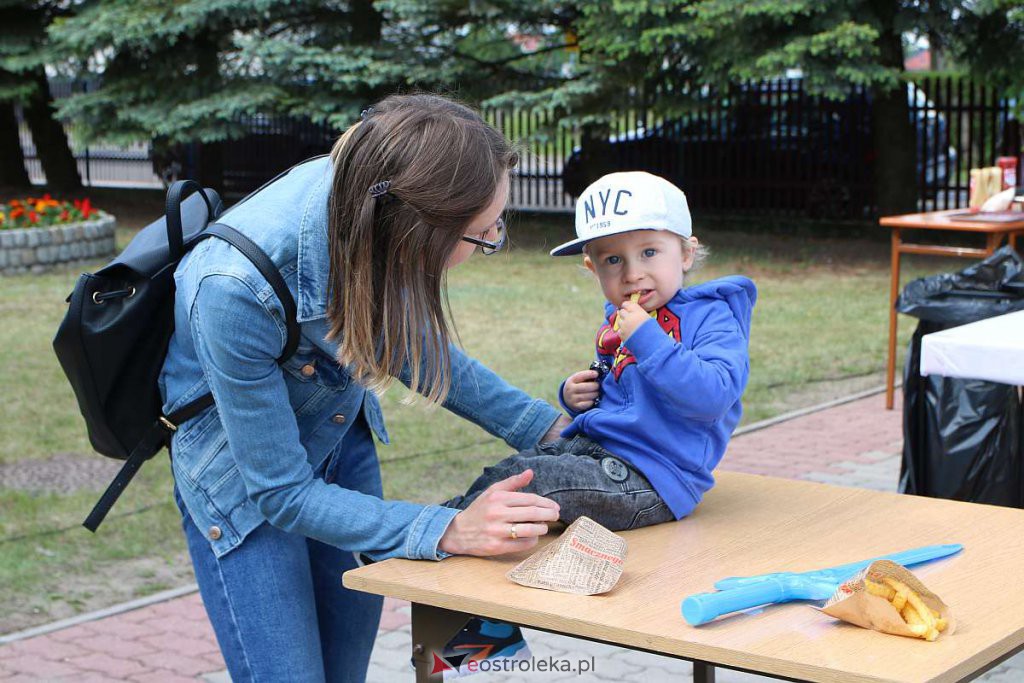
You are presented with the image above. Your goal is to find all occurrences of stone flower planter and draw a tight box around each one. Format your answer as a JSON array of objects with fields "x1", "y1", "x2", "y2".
[{"x1": 0, "y1": 213, "x2": 116, "y2": 275}]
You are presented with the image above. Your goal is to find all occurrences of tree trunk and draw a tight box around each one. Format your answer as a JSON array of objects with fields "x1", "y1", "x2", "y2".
[
  {"x1": 350, "y1": 0, "x2": 383, "y2": 44},
  {"x1": 0, "y1": 100, "x2": 31, "y2": 189},
  {"x1": 350, "y1": 1, "x2": 386, "y2": 106},
  {"x1": 197, "y1": 141, "x2": 224, "y2": 195},
  {"x1": 927, "y1": 0, "x2": 946, "y2": 72},
  {"x1": 193, "y1": 34, "x2": 224, "y2": 193},
  {"x1": 23, "y1": 67, "x2": 82, "y2": 193},
  {"x1": 869, "y1": 2, "x2": 917, "y2": 216},
  {"x1": 871, "y1": 88, "x2": 918, "y2": 215}
]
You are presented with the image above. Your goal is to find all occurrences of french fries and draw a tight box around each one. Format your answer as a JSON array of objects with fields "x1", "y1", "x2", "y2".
[
  {"x1": 865, "y1": 577, "x2": 948, "y2": 641},
  {"x1": 884, "y1": 577, "x2": 908, "y2": 611},
  {"x1": 864, "y1": 579, "x2": 895, "y2": 601}
]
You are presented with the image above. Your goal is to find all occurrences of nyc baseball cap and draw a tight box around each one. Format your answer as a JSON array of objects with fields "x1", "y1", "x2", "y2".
[{"x1": 550, "y1": 171, "x2": 692, "y2": 256}]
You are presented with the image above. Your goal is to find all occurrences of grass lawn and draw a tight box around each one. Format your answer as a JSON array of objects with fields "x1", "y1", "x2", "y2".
[{"x1": 0, "y1": 200, "x2": 958, "y2": 634}]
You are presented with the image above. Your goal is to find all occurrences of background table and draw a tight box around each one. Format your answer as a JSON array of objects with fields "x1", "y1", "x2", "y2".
[
  {"x1": 878, "y1": 209, "x2": 1024, "y2": 409},
  {"x1": 921, "y1": 309, "x2": 1024, "y2": 385},
  {"x1": 344, "y1": 472, "x2": 1024, "y2": 683}
]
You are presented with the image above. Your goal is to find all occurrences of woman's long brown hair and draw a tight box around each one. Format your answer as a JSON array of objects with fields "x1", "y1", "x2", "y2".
[{"x1": 326, "y1": 93, "x2": 517, "y2": 403}]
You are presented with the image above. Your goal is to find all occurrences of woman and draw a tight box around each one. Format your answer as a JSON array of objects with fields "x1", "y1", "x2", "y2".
[{"x1": 159, "y1": 93, "x2": 568, "y2": 681}]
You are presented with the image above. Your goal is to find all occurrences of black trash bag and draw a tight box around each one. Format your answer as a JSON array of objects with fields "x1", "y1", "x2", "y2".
[{"x1": 896, "y1": 246, "x2": 1024, "y2": 508}]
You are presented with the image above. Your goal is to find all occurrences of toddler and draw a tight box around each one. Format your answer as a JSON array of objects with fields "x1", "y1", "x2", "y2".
[
  {"x1": 449, "y1": 171, "x2": 757, "y2": 532},
  {"x1": 439, "y1": 171, "x2": 757, "y2": 675}
]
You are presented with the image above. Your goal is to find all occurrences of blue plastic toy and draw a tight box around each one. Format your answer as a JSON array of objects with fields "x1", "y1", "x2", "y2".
[{"x1": 682, "y1": 543, "x2": 962, "y2": 626}]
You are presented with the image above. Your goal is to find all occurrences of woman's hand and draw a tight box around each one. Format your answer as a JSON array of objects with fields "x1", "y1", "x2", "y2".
[
  {"x1": 438, "y1": 469, "x2": 560, "y2": 557},
  {"x1": 561, "y1": 370, "x2": 601, "y2": 413}
]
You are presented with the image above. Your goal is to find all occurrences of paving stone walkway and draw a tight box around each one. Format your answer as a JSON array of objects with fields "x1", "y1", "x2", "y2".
[{"x1": 2, "y1": 390, "x2": 1022, "y2": 682}]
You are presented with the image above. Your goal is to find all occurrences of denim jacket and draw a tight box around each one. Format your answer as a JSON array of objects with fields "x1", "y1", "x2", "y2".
[{"x1": 159, "y1": 156, "x2": 560, "y2": 560}]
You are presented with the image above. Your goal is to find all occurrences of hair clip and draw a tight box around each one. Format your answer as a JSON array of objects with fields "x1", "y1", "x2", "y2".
[
  {"x1": 368, "y1": 180, "x2": 392, "y2": 199},
  {"x1": 360, "y1": 107, "x2": 375, "y2": 121}
]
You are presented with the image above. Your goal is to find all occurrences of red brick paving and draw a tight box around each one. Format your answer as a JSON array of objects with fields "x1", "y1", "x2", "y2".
[
  {"x1": 0, "y1": 392, "x2": 902, "y2": 681},
  {"x1": 721, "y1": 394, "x2": 902, "y2": 479}
]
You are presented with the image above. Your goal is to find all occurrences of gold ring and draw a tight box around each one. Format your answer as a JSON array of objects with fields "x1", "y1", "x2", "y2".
[{"x1": 509, "y1": 524, "x2": 518, "y2": 540}]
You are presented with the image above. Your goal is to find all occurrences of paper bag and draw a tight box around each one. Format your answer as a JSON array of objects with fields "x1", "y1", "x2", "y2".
[
  {"x1": 507, "y1": 516, "x2": 626, "y2": 595},
  {"x1": 821, "y1": 560, "x2": 955, "y2": 640}
]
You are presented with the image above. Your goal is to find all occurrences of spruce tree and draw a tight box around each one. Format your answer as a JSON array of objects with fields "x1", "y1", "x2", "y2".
[{"x1": 1, "y1": 0, "x2": 81, "y2": 192}]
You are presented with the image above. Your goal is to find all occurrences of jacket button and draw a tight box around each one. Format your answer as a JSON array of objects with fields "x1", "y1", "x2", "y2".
[
  {"x1": 301, "y1": 363, "x2": 316, "y2": 377},
  {"x1": 208, "y1": 526, "x2": 222, "y2": 541},
  {"x1": 332, "y1": 414, "x2": 346, "y2": 424}
]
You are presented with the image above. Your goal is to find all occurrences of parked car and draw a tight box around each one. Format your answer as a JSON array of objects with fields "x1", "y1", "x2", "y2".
[{"x1": 562, "y1": 82, "x2": 958, "y2": 218}]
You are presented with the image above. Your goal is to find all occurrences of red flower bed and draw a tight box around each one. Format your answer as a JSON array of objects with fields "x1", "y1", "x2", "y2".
[{"x1": 0, "y1": 195, "x2": 100, "y2": 229}]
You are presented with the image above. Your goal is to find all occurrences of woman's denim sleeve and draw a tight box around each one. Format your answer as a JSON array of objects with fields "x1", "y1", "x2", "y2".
[
  {"x1": 400, "y1": 344, "x2": 561, "y2": 451},
  {"x1": 190, "y1": 274, "x2": 457, "y2": 560}
]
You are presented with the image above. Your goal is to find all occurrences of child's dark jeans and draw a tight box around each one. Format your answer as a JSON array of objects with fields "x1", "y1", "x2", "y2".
[{"x1": 447, "y1": 435, "x2": 675, "y2": 531}]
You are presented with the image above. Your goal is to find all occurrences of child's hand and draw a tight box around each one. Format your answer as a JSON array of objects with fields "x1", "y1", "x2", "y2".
[
  {"x1": 617, "y1": 301, "x2": 651, "y2": 342},
  {"x1": 562, "y1": 369, "x2": 601, "y2": 412}
]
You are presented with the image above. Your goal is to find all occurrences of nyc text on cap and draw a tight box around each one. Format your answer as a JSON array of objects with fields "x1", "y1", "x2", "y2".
[{"x1": 551, "y1": 171, "x2": 692, "y2": 256}]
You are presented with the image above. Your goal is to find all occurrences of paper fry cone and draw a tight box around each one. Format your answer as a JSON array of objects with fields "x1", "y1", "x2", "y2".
[{"x1": 507, "y1": 516, "x2": 627, "y2": 595}]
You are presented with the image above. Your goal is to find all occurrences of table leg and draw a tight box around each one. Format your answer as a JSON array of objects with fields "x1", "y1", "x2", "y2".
[
  {"x1": 694, "y1": 660, "x2": 716, "y2": 683},
  {"x1": 886, "y1": 229, "x2": 902, "y2": 410},
  {"x1": 411, "y1": 603, "x2": 472, "y2": 683},
  {"x1": 986, "y1": 232, "x2": 1003, "y2": 254}
]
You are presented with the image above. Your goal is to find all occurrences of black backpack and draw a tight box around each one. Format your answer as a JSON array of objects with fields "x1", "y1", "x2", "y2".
[{"x1": 53, "y1": 179, "x2": 300, "y2": 532}]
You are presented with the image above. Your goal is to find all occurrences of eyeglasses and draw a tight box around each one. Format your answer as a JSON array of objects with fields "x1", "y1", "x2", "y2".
[{"x1": 461, "y1": 217, "x2": 506, "y2": 255}]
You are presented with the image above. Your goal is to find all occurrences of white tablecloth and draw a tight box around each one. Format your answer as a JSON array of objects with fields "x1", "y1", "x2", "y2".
[{"x1": 920, "y1": 309, "x2": 1024, "y2": 384}]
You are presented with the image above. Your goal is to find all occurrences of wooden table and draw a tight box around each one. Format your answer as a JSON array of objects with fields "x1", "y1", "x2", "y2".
[
  {"x1": 879, "y1": 209, "x2": 1024, "y2": 410},
  {"x1": 344, "y1": 472, "x2": 1024, "y2": 683}
]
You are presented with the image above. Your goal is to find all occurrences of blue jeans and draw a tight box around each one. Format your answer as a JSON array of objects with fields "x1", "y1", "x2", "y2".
[
  {"x1": 450, "y1": 436, "x2": 675, "y2": 531},
  {"x1": 175, "y1": 416, "x2": 383, "y2": 683}
]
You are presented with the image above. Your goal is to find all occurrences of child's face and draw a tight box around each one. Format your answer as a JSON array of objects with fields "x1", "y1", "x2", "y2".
[{"x1": 583, "y1": 229, "x2": 694, "y2": 310}]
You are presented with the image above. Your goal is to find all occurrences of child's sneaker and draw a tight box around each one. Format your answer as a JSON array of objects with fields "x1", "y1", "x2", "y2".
[{"x1": 432, "y1": 618, "x2": 531, "y2": 679}]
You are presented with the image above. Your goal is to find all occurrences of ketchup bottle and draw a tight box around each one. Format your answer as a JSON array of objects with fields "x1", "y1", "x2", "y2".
[{"x1": 996, "y1": 156, "x2": 1018, "y2": 191}]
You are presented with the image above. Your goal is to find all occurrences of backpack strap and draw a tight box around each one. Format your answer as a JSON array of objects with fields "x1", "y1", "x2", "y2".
[
  {"x1": 82, "y1": 415, "x2": 183, "y2": 531},
  {"x1": 165, "y1": 180, "x2": 214, "y2": 261},
  {"x1": 83, "y1": 224, "x2": 300, "y2": 533}
]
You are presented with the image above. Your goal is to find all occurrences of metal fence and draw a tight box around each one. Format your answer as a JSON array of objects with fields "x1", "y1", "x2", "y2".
[
  {"x1": 519, "y1": 77, "x2": 1017, "y2": 219},
  {"x1": 19, "y1": 133, "x2": 161, "y2": 189},
  {"x1": 18, "y1": 76, "x2": 1021, "y2": 218},
  {"x1": 483, "y1": 106, "x2": 579, "y2": 213},
  {"x1": 626, "y1": 81, "x2": 876, "y2": 218},
  {"x1": 908, "y1": 75, "x2": 1020, "y2": 211},
  {"x1": 17, "y1": 79, "x2": 162, "y2": 189}
]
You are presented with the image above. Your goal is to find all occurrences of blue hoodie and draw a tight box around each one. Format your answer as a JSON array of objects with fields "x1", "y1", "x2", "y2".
[{"x1": 559, "y1": 275, "x2": 757, "y2": 519}]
